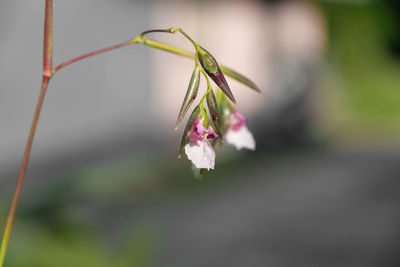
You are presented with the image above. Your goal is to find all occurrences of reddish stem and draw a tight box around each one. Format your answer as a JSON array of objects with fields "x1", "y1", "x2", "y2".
[
  {"x1": 0, "y1": 0, "x2": 53, "y2": 265},
  {"x1": 43, "y1": 0, "x2": 53, "y2": 76},
  {"x1": 53, "y1": 39, "x2": 134, "y2": 74}
]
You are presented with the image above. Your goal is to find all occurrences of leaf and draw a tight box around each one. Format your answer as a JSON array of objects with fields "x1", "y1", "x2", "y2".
[
  {"x1": 176, "y1": 67, "x2": 200, "y2": 127},
  {"x1": 197, "y1": 47, "x2": 236, "y2": 103},
  {"x1": 220, "y1": 65, "x2": 261, "y2": 93}
]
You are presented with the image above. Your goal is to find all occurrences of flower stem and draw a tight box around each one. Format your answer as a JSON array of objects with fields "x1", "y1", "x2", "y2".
[
  {"x1": 43, "y1": 0, "x2": 53, "y2": 76},
  {"x1": 0, "y1": 0, "x2": 53, "y2": 265},
  {"x1": 0, "y1": 77, "x2": 50, "y2": 266},
  {"x1": 138, "y1": 37, "x2": 195, "y2": 59},
  {"x1": 52, "y1": 39, "x2": 138, "y2": 74},
  {"x1": 198, "y1": 68, "x2": 212, "y2": 106}
]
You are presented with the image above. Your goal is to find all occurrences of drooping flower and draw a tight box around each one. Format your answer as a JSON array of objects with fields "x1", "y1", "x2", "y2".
[
  {"x1": 184, "y1": 118, "x2": 218, "y2": 170},
  {"x1": 225, "y1": 112, "x2": 255, "y2": 151}
]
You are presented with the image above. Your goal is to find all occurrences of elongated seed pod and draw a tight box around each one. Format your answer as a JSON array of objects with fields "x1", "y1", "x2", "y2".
[
  {"x1": 176, "y1": 67, "x2": 200, "y2": 127},
  {"x1": 197, "y1": 47, "x2": 236, "y2": 103},
  {"x1": 206, "y1": 89, "x2": 223, "y2": 137}
]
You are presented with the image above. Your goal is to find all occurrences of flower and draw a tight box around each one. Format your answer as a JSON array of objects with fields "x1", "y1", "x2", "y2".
[
  {"x1": 225, "y1": 112, "x2": 255, "y2": 151},
  {"x1": 184, "y1": 118, "x2": 218, "y2": 170}
]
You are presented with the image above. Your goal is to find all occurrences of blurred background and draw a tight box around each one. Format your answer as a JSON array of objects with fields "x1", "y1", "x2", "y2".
[{"x1": 1, "y1": 0, "x2": 400, "y2": 266}]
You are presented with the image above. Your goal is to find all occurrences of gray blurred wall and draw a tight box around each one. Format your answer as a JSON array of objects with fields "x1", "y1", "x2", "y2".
[{"x1": 0, "y1": 0, "x2": 158, "y2": 180}]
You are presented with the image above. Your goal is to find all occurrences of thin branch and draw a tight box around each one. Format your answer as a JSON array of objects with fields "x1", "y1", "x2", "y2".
[{"x1": 53, "y1": 39, "x2": 136, "y2": 74}]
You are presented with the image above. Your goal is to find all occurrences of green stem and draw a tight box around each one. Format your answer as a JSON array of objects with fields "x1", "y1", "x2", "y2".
[
  {"x1": 198, "y1": 68, "x2": 212, "y2": 107},
  {"x1": 169, "y1": 27, "x2": 199, "y2": 49},
  {"x1": 141, "y1": 27, "x2": 199, "y2": 50},
  {"x1": 138, "y1": 36, "x2": 195, "y2": 59}
]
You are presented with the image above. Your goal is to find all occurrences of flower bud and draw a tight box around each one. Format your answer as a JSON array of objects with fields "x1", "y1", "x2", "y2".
[
  {"x1": 197, "y1": 47, "x2": 236, "y2": 103},
  {"x1": 176, "y1": 67, "x2": 200, "y2": 127}
]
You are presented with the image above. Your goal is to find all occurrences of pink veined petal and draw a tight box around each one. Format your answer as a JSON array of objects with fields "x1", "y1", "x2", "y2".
[
  {"x1": 189, "y1": 118, "x2": 207, "y2": 141},
  {"x1": 225, "y1": 126, "x2": 256, "y2": 151},
  {"x1": 207, "y1": 126, "x2": 218, "y2": 141},
  {"x1": 231, "y1": 112, "x2": 247, "y2": 131},
  {"x1": 184, "y1": 140, "x2": 216, "y2": 170}
]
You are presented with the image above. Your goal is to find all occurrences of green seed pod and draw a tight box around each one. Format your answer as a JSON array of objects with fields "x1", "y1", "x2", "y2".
[
  {"x1": 197, "y1": 47, "x2": 236, "y2": 103},
  {"x1": 178, "y1": 105, "x2": 200, "y2": 157},
  {"x1": 206, "y1": 89, "x2": 223, "y2": 137},
  {"x1": 176, "y1": 67, "x2": 201, "y2": 127}
]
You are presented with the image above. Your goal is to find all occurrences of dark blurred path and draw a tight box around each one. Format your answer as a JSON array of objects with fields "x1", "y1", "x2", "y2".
[
  {"x1": 155, "y1": 149, "x2": 400, "y2": 267},
  {"x1": 1, "y1": 147, "x2": 400, "y2": 267}
]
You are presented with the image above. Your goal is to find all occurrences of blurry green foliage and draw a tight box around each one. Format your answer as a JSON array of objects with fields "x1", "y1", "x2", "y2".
[
  {"x1": 6, "y1": 222, "x2": 156, "y2": 267},
  {"x1": 318, "y1": 1, "x2": 400, "y2": 143}
]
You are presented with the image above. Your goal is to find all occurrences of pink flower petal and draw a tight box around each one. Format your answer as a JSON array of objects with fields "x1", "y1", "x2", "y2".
[
  {"x1": 225, "y1": 126, "x2": 256, "y2": 151},
  {"x1": 207, "y1": 126, "x2": 218, "y2": 141},
  {"x1": 231, "y1": 112, "x2": 247, "y2": 131},
  {"x1": 189, "y1": 118, "x2": 207, "y2": 141},
  {"x1": 184, "y1": 140, "x2": 216, "y2": 170}
]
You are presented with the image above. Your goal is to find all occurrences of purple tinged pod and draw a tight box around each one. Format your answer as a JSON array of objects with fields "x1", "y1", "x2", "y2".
[
  {"x1": 197, "y1": 47, "x2": 236, "y2": 103},
  {"x1": 176, "y1": 67, "x2": 201, "y2": 127},
  {"x1": 206, "y1": 89, "x2": 223, "y2": 137}
]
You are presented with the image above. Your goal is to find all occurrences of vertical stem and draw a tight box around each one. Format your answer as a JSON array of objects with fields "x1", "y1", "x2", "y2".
[
  {"x1": 0, "y1": 77, "x2": 50, "y2": 267},
  {"x1": 0, "y1": 0, "x2": 53, "y2": 266},
  {"x1": 43, "y1": 0, "x2": 53, "y2": 76}
]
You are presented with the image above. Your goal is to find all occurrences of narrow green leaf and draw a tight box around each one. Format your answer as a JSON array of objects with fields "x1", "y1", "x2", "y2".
[
  {"x1": 220, "y1": 65, "x2": 261, "y2": 93},
  {"x1": 176, "y1": 67, "x2": 200, "y2": 127}
]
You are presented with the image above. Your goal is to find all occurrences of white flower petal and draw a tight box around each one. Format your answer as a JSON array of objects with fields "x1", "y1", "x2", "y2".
[
  {"x1": 184, "y1": 140, "x2": 216, "y2": 170},
  {"x1": 225, "y1": 126, "x2": 256, "y2": 151}
]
